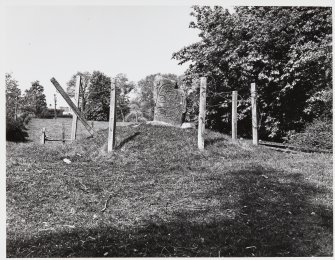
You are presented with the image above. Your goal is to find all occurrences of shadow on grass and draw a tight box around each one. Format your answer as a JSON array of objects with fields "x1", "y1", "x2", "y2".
[
  {"x1": 204, "y1": 136, "x2": 229, "y2": 146},
  {"x1": 115, "y1": 132, "x2": 140, "y2": 150},
  {"x1": 7, "y1": 167, "x2": 332, "y2": 257}
]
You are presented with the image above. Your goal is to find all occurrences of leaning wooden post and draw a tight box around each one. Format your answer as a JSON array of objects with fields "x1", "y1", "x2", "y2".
[
  {"x1": 232, "y1": 91, "x2": 238, "y2": 141},
  {"x1": 71, "y1": 75, "x2": 81, "y2": 141},
  {"x1": 251, "y1": 83, "x2": 258, "y2": 145},
  {"x1": 108, "y1": 78, "x2": 117, "y2": 152},
  {"x1": 40, "y1": 128, "x2": 46, "y2": 144},
  {"x1": 198, "y1": 77, "x2": 207, "y2": 150},
  {"x1": 50, "y1": 78, "x2": 95, "y2": 136}
]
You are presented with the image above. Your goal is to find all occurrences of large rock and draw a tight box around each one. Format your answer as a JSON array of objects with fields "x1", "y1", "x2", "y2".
[{"x1": 153, "y1": 75, "x2": 186, "y2": 126}]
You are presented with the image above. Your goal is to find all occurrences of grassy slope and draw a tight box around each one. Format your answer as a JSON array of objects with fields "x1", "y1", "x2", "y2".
[{"x1": 6, "y1": 122, "x2": 333, "y2": 257}]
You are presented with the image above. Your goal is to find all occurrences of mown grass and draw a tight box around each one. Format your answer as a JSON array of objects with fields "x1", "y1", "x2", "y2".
[
  {"x1": 25, "y1": 118, "x2": 111, "y2": 142},
  {"x1": 6, "y1": 119, "x2": 333, "y2": 257}
]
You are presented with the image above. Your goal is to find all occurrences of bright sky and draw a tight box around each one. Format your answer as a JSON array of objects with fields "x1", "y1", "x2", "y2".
[
  {"x1": 5, "y1": 5, "x2": 204, "y2": 107},
  {"x1": 4, "y1": 0, "x2": 330, "y2": 107}
]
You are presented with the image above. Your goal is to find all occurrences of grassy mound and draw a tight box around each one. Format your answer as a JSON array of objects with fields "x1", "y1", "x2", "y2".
[
  {"x1": 61, "y1": 124, "x2": 254, "y2": 162},
  {"x1": 6, "y1": 124, "x2": 333, "y2": 257}
]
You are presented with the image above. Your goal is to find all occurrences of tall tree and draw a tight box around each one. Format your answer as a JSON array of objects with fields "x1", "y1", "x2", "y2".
[
  {"x1": 173, "y1": 6, "x2": 332, "y2": 140},
  {"x1": 22, "y1": 80, "x2": 47, "y2": 117},
  {"x1": 6, "y1": 73, "x2": 21, "y2": 120},
  {"x1": 5, "y1": 73, "x2": 28, "y2": 141},
  {"x1": 66, "y1": 71, "x2": 91, "y2": 117},
  {"x1": 85, "y1": 71, "x2": 111, "y2": 121},
  {"x1": 85, "y1": 71, "x2": 135, "y2": 121},
  {"x1": 115, "y1": 73, "x2": 135, "y2": 122}
]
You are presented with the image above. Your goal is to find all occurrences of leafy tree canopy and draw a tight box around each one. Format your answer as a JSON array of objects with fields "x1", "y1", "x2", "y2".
[
  {"x1": 6, "y1": 73, "x2": 21, "y2": 119},
  {"x1": 86, "y1": 71, "x2": 111, "y2": 121},
  {"x1": 22, "y1": 80, "x2": 48, "y2": 117},
  {"x1": 173, "y1": 6, "x2": 332, "y2": 140},
  {"x1": 66, "y1": 71, "x2": 92, "y2": 116},
  {"x1": 115, "y1": 73, "x2": 135, "y2": 122},
  {"x1": 85, "y1": 71, "x2": 135, "y2": 121}
]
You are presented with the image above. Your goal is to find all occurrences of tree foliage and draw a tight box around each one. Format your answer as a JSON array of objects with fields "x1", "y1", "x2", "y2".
[
  {"x1": 286, "y1": 118, "x2": 332, "y2": 150},
  {"x1": 66, "y1": 71, "x2": 92, "y2": 117},
  {"x1": 6, "y1": 73, "x2": 21, "y2": 120},
  {"x1": 173, "y1": 6, "x2": 332, "y2": 140},
  {"x1": 115, "y1": 73, "x2": 135, "y2": 122},
  {"x1": 21, "y1": 80, "x2": 48, "y2": 117},
  {"x1": 86, "y1": 71, "x2": 111, "y2": 121},
  {"x1": 5, "y1": 73, "x2": 29, "y2": 141},
  {"x1": 85, "y1": 71, "x2": 134, "y2": 121}
]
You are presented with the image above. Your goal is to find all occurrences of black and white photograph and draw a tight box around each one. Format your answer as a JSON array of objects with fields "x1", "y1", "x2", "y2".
[{"x1": 4, "y1": 0, "x2": 333, "y2": 257}]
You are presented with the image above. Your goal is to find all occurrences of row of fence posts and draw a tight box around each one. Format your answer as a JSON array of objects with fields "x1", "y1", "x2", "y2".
[
  {"x1": 44, "y1": 75, "x2": 257, "y2": 152},
  {"x1": 197, "y1": 77, "x2": 258, "y2": 150}
]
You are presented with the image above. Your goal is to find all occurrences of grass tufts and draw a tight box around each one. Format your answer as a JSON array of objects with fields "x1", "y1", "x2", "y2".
[{"x1": 6, "y1": 119, "x2": 333, "y2": 257}]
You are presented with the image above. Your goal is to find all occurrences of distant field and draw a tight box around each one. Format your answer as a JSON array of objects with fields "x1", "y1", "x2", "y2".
[
  {"x1": 26, "y1": 118, "x2": 134, "y2": 143},
  {"x1": 6, "y1": 119, "x2": 333, "y2": 257}
]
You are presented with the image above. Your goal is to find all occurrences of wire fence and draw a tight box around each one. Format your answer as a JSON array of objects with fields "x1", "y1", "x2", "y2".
[{"x1": 204, "y1": 88, "x2": 264, "y2": 133}]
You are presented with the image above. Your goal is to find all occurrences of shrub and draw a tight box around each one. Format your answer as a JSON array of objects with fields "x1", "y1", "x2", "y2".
[
  {"x1": 285, "y1": 119, "x2": 332, "y2": 150},
  {"x1": 19, "y1": 112, "x2": 33, "y2": 125},
  {"x1": 23, "y1": 115, "x2": 33, "y2": 125},
  {"x1": 125, "y1": 113, "x2": 147, "y2": 123},
  {"x1": 6, "y1": 117, "x2": 28, "y2": 142}
]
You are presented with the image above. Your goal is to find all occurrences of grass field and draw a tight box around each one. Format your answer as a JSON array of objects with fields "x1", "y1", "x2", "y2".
[
  {"x1": 6, "y1": 118, "x2": 333, "y2": 257},
  {"x1": 25, "y1": 118, "x2": 134, "y2": 143}
]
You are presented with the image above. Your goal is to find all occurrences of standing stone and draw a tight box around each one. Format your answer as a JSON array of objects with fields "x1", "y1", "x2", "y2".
[{"x1": 153, "y1": 75, "x2": 186, "y2": 126}]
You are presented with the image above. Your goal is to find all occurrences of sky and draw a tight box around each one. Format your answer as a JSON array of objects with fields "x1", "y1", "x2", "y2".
[
  {"x1": 4, "y1": 5, "x2": 206, "y2": 107},
  {"x1": 5, "y1": 1, "x2": 327, "y2": 108}
]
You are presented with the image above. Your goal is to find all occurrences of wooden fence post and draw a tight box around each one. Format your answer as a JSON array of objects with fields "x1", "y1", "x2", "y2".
[
  {"x1": 54, "y1": 94, "x2": 57, "y2": 119},
  {"x1": 198, "y1": 77, "x2": 207, "y2": 150},
  {"x1": 251, "y1": 83, "x2": 258, "y2": 145},
  {"x1": 50, "y1": 77, "x2": 95, "y2": 136},
  {"x1": 108, "y1": 78, "x2": 117, "y2": 152},
  {"x1": 232, "y1": 91, "x2": 237, "y2": 141},
  {"x1": 62, "y1": 123, "x2": 65, "y2": 144},
  {"x1": 71, "y1": 75, "x2": 81, "y2": 141},
  {"x1": 40, "y1": 128, "x2": 46, "y2": 144}
]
